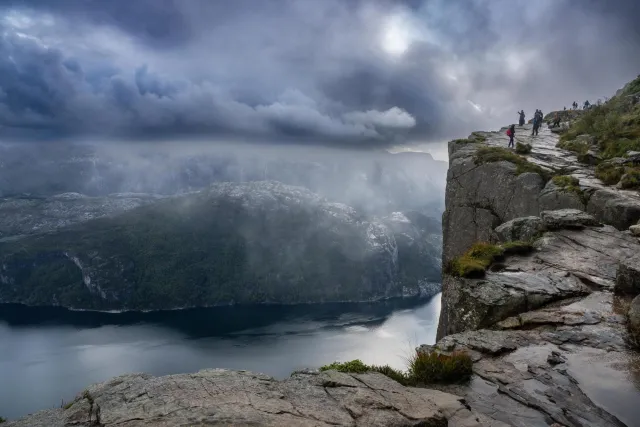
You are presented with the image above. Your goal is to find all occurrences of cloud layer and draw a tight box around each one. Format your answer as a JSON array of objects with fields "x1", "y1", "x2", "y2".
[{"x1": 0, "y1": 0, "x2": 639, "y2": 145}]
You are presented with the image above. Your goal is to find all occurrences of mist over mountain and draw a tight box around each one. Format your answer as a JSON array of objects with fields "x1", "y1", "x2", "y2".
[{"x1": 0, "y1": 140, "x2": 446, "y2": 309}]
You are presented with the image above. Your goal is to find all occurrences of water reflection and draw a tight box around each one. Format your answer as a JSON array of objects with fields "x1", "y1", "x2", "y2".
[{"x1": 0, "y1": 294, "x2": 440, "y2": 420}]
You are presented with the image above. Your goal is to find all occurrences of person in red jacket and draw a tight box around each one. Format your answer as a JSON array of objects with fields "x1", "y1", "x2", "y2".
[{"x1": 506, "y1": 124, "x2": 515, "y2": 148}]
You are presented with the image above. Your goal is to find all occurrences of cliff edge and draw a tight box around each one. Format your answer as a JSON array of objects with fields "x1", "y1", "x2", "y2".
[{"x1": 432, "y1": 78, "x2": 640, "y2": 426}]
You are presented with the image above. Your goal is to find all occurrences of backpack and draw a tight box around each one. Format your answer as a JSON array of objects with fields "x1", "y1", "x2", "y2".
[{"x1": 506, "y1": 128, "x2": 513, "y2": 137}]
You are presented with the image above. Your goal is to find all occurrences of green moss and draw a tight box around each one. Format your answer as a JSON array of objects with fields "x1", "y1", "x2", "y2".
[
  {"x1": 320, "y1": 350, "x2": 473, "y2": 386},
  {"x1": 474, "y1": 146, "x2": 550, "y2": 180},
  {"x1": 515, "y1": 142, "x2": 532, "y2": 154},
  {"x1": 595, "y1": 163, "x2": 625, "y2": 185},
  {"x1": 63, "y1": 401, "x2": 74, "y2": 410},
  {"x1": 446, "y1": 241, "x2": 535, "y2": 278},
  {"x1": 445, "y1": 242, "x2": 503, "y2": 278},
  {"x1": 619, "y1": 167, "x2": 640, "y2": 189}
]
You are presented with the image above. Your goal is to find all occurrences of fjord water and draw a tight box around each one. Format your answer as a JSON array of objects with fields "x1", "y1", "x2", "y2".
[{"x1": 0, "y1": 295, "x2": 440, "y2": 420}]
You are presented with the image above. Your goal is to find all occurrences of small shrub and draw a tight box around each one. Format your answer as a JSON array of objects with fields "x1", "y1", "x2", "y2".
[
  {"x1": 515, "y1": 142, "x2": 532, "y2": 154},
  {"x1": 595, "y1": 163, "x2": 625, "y2": 185},
  {"x1": 619, "y1": 167, "x2": 640, "y2": 189},
  {"x1": 321, "y1": 350, "x2": 474, "y2": 386},
  {"x1": 408, "y1": 351, "x2": 473, "y2": 384},
  {"x1": 0, "y1": 416, "x2": 6, "y2": 424},
  {"x1": 474, "y1": 146, "x2": 550, "y2": 180}
]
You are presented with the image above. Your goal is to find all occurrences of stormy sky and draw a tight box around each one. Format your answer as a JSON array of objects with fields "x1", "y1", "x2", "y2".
[{"x1": 0, "y1": 0, "x2": 639, "y2": 146}]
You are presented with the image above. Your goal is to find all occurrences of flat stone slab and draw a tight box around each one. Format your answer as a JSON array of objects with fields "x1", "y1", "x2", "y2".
[
  {"x1": 6, "y1": 369, "x2": 499, "y2": 427},
  {"x1": 541, "y1": 209, "x2": 601, "y2": 230}
]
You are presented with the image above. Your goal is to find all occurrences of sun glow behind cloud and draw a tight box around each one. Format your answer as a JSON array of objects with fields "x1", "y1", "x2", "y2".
[{"x1": 381, "y1": 14, "x2": 412, "y2": 56}]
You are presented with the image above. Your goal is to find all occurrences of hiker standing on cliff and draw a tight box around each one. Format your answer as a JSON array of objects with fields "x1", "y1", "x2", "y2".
[
  {"x1": 506, "y1": 124, "x2": 515, "y2": 148},
  {"x1": 531, "y1": 110, "x2": 541, "y2": 136},
  {"x1": 518, "y1": 110, "x2": 525, "y2": 126},
  {"x1": 584, "y1": 100, "x2": 590, "y2": 109},
  {"x1": 552, "y1": 112, "x2": 561, "y2": 128}
]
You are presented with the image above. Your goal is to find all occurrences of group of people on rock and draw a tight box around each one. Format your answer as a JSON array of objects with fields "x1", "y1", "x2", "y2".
[
  {"x1": 507, "y1": 109, "x2": 545, "y2": 147},
  {"x1": 507, "y1": 97, "x2": 598, "y2": 149},
  {"x1": 570, "y1": 100, "x2": 591, "y2": 110}
]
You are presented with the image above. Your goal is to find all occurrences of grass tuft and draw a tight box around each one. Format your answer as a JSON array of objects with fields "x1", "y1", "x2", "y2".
[
  {"x1": 474, "y1": 146, "x2": 550, "y2": 181},
  {"x1": 619, "y1": 168, "x2": 640, "y2": 189},
  {"x1": 515, "y1": 142, "x2": 532, "y2": 154},
  {"x1": 408, "y1": 350, "x2": 473, "y2": 384},
  {"x1": 320, "y1": 350, "x2": 473, "y2": 386},
  {"x1": 595, "y1": 163, "x2": 625, "y2": 185}
]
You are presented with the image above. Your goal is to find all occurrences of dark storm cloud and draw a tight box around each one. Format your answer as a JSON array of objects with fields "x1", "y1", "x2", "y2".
[{"x1": 0, "y1": 0, "x2": 638, "y2": 145}]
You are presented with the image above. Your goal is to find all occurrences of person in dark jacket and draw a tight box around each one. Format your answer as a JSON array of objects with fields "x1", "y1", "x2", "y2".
[
  {"x1": 507, "y1": 124, "x2": 516, "y2": 148},
  {"x1": 531, "y1": 110, "x2": 541, "y2": 136},
  {"x1": 552, "y1": 112, "x2": 561, "y2": 128},
  {"x1": 518, "y1": 110, "x2": 526, "y2": 126}
]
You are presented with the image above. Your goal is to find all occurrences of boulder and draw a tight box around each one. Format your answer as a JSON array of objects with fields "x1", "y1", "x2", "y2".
[
  {"x1": 625, "y1": 151, "x2": 640, "y2": 165},
  {"x1": 494, "y1": 216, "x2": 544, "y2": 243},
  {"x1": 614, "y1": 255, "x2": 640, "y2": 296},
  {"x1": 538, "y1": 181, "x2": 585, "y2": 212},
  {"x1": 629, "y1": 295, "x2": 640, "y2": 345},
  {"x1": 540, "y1": 209, "x2": 601, "y2": 230},
  {"x1": 586, "y1": 189, "x2": 640, "y2": 230},
  {"x1": 577, "y1": 150, "x2": 601, "y2": 165},
  {"x1": 436, "y1": 271, "x2": 588, "y2": 338},
  {"x1": 630, "y1": 224, "x2": 640, "y2": 237}
]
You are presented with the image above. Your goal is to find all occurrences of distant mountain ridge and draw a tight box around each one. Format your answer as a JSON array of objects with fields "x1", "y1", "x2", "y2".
[{"x1": 0, "y1": 181, "x2": 441, "y2": 310}]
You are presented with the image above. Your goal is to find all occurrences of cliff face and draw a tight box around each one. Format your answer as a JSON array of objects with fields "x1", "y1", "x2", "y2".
[
  {"x1": 432, "y1": 114, "x2": 640, "y2": 425},
  {"x1": 439, "y1": 115, "x2": 640, "y2": 339}
]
